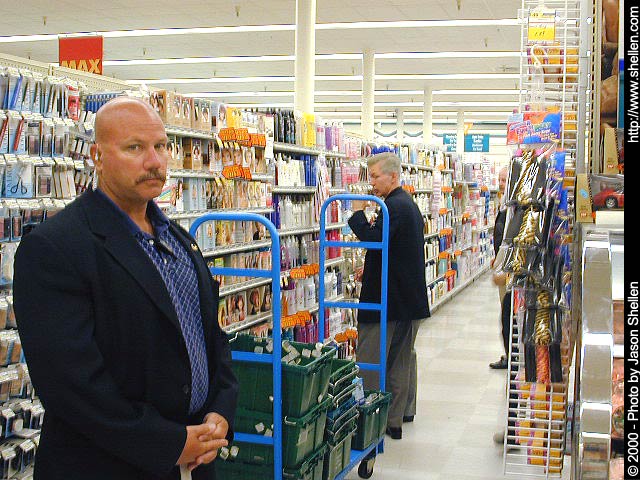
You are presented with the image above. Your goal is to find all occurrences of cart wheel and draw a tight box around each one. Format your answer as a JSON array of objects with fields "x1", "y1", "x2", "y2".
[{"x1": 358, "y1": 456, "x2": 376, "y2": 478}]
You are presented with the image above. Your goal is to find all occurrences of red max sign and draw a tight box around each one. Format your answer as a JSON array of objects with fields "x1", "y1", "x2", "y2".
[{"x1": 59, "y1": 36, "x2": 103, "y2": 74}]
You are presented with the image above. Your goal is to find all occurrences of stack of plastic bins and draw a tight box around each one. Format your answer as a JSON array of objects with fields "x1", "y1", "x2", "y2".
[
  {"x1": 322, "y1": 358, "x2": 360, "y2": 480},
  {"x1": 217, "y1": 445, "x2": 328, "y2": 480},
  {"x1": 325, "y1": 358, "x2": 359, "y2": 438},
  {"x1": 351, "y1": 391, "x2": 392, "y2": 451},
  {"x1": 217, "y1": 335, "x2": 335, "y2": 479}
]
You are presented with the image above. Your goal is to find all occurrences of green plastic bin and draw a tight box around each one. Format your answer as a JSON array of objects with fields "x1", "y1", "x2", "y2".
[
  {"x1": 322, "y1": 416, "x2": 358, "y2": 480},
  {"x1": 351, "y1": 391, "x2": 392, "y2": 451},
  {"x1": 217, "y1": 444, "x2": 326, "y2": 480},
  {"x1": 230, "y1": 335, "x2": 335, "y2": 417},
  {"x1": 216, "y1": 459, "x2": 272, "y2": 480},
  {"x1": 325, "y1": 401, "x2": 358, "y2": 438},
  {"x1": 283, "y1": 444, "x2": 327, "y2": 480},
  {"x1": 230, "y1": 398, "x2": 331, "y2": 468},
  {"x1": 328, "y1": 358, "x2": 359, "y2": 400}
]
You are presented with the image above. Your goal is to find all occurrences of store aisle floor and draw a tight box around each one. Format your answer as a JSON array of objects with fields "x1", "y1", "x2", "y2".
[{"x1": 345, "y1": 272, "x2": 570, "y2": 480}]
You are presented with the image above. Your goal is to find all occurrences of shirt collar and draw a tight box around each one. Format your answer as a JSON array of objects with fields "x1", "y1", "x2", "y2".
[{"x1": 94, "y1": 188, "x2": 170, "y2": 238}]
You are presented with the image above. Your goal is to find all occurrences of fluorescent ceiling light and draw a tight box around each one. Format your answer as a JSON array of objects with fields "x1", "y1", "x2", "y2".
[
  {"x1": 129, "y1": 75, "x2": 363, "y2": 84},
  {"x1": 227, "y1": 101, "x2": 517, "y2": 108},
  {"x1": 128, "y1": 76, "x2": 297, "y2": 84},
  {"x1": 104, "y1": 51, "x2": 519, "y2": 67},
  {"x1": 375, "y1": 51, "x2": 520, "y2": 59},
  {"x1": 184, "y1": 89, "x2": 520, "y2": 98},
  {"x1": 105, "y1": 55, "x2": 296, "y2": 66},
  {"x1": 184, "y1": 91, "x2": 295, "y2": 98},
  {"x1": 316, "y1": 19, "x2": 520, "y2": 30},
  {"x1": 0, "y1": 19, "x2": 519, "y2": 43},
  {"x1": 129, "y1": 73, "x2": 516, "y2": 85},
  {"x1": 104, "y1": 53, "x2": 360, "y2": 66},
  {"x1": 320, "y1": 111, "x2": 513, "y2": 117},
  {"x1": 377, "y1": 74, "x2": 520, "y2": 80},
  {"x1": 434, "y1": 89, "x2": 521, "y2": 95},
  {"x1": 435, "y1": 101, "x2": 519, "y2": 107}
]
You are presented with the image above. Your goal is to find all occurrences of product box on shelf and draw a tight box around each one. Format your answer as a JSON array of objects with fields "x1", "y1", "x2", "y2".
[
  {"x1": 589, "y1": 174, "x2": 624, "y2": 211},
  {"x1": 149, "y1": 90, "x2": 168, "y2": 123},
  {"x1": 180, "y1": 97, "x2": 192, "y2": 128},
  {"x1": 182, "y1": 138, "x2": 203, "y2": 170},
  {"x1": 212, "y1": 102, "x2": 227, "y2": 132},
  {"x1": 165, "y1": 91, "x2": 182, "y2": 127},
  {"x1": 201, "y1": 100, "x2": 212, "y2": 132},
  {"x1": 191, "y1": 98, "x2": 202, "y2": 131}
]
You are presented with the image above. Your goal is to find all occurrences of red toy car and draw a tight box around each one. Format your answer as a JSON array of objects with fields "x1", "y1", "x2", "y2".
[{"x1": 593, "y1": 186, "x2": 624, "y2": 209}]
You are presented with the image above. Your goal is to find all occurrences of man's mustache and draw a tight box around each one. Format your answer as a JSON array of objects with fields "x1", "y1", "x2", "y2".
[{"x1": 136, "y1": 170, "x2": 166, "y2": 184}]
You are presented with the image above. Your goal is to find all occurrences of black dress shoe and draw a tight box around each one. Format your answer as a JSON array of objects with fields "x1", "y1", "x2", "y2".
[
  {"x1": 402, "y1": 415, "x2": 414, "y2": 423},
  {"x1": 386, "y1": 427, "x2": 402, "y2": 439},
  {"x1": 489, "y1": 356, "x2": 508, "y2": 369}
]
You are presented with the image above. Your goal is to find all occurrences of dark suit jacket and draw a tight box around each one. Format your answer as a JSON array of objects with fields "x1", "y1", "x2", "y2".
[
  {"x1": 13, "y1": 189, "x2": 238, "y2": 480},
  {"x1": 494, "y1": 207, "x2": 507, "y2": 255},
  {"x1": 348, "y1": 187, "x2": 430, "y2": 323}
]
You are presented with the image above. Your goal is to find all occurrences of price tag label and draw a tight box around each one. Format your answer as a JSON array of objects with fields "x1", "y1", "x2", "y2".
[
  {"x1": 219, "y1": 128, "x2": 237, "y2": 142},
  {"x1": 528, "y1": 9, "x2": 556, "y2": 42},
  {"x1": 290, "y1": 268, "x2": 307, "y2": 280},
  {"x1": 222, "y1": 165, "x2": 244, "y2": 179},
  {"x1": 236, "y1": 128, "x2": 250, "y2": 146},
  {"x1": 250, "y1": 133, "x2": 266, "y2": 147}
]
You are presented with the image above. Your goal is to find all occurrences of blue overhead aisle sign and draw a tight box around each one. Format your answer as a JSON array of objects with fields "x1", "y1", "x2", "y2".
[
  {"x1": 443, "y1": 134, "x2": 457, "y2": 152},
  {"x1": 464, "y1": 134, "x2": 490, "y2": 152}
]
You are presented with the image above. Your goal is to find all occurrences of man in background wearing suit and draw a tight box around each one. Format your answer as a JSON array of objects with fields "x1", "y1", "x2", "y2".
[
  {"x1": 13, "y1": 97, "x2": 238, "y2": 479},
  {"x1": 489, "y1": 166, "x2": 510, "y2": 370},
  {"x1": 349, "y1": 152, "x2": 430, "y2": 440}
]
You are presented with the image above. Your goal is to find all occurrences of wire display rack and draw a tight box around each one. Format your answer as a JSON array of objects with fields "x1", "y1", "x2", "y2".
[
  {"x1": 516, "y1": 0, "x2": 593, "y2": 192},
  {"x1": 503, "y1": 0, "x2": 591, "y2": 476}
]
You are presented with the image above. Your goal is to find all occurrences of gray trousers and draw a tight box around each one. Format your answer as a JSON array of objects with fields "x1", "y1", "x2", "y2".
[
  {"x1": 357, "y1": 320, "x2": 420, "y2": 429},
  {"x1": 405, "y1": 348, "x2": 417, "y2": 417}
]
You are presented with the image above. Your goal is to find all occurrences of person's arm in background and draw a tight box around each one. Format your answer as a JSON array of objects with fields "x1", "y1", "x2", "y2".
[{"x1": 13, "y1": 232, "x2": 225, "y2": 476}]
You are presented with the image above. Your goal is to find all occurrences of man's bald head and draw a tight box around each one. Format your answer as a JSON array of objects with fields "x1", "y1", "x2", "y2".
[{"x1": 95, "y1": 97, "x2": 163, "y2": 144}]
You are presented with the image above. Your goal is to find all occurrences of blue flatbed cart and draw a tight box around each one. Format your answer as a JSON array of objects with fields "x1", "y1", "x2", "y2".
[
  {"x1": 190, "y1": 212, "x2": 285, "y2": 480},
  {"x1": 319, "y1": 194, "x2": 390, "y2": 479}
]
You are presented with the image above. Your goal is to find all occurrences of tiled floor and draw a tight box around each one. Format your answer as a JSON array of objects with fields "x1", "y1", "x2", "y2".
[{"x1": 344, "y1": 272, "x2": 571, "y2": 480}]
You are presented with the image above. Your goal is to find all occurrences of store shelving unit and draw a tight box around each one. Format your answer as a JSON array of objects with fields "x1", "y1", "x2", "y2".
[
  {"x1": 165, "y1": 126, "x2": 215, "y2": 140},
  {"x1": 167, "y1": 169, "x2": 274, "y2": 182},
  {"x1": 202, "y1": 240, "x2": 272, "y2": 257},
  {"x1": 426, "y1": 274, "x2": 446, "y2": 288},
  {"x1": 168, "y1": 207, "x2": 273, "y2": 221},
  {"x1": 273, "y1": 141, "x2": 346, "y2": 159},
  {"x1": 430, "y1": 264, "x2": 490, "y2": 313},
  {"x1": 272, "y1": 185, "x2": 317, "y2": 194}
]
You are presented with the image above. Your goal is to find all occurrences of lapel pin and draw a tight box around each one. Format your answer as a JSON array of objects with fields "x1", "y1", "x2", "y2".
[{"x1": 191, "y1": 243, "x2": 199, "y2": 251}]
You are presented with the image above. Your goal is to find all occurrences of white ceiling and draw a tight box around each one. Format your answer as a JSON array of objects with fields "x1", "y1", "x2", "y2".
[{"x1": 0, "y1": 0, "x2": 523, "y2": 129}]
